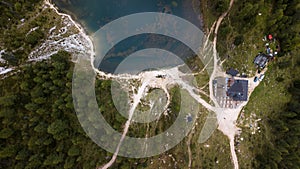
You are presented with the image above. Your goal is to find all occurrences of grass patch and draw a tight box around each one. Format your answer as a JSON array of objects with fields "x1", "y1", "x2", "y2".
[{"x1": 235, "y1": 52, "x2": 299, "y2": 168}]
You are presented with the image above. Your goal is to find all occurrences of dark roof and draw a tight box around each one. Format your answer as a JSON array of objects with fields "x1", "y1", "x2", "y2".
[
  {"x1": 254, "y1": 53, "x2": 268, "y2": 69},
  {"x1": 227, "y1": 80, "x2": 248, "y2": 101},
  {"x1": 226, "y1": 68, "x2": 239, "y2": 76}
]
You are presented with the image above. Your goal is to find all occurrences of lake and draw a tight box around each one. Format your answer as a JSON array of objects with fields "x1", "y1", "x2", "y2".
[{"x1": 53, "y1": 0, "x2": 203, "y2": 74}]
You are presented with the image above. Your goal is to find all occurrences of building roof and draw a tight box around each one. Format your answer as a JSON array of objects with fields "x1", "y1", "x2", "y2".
[
  {"x1": 226, "y1": 68, "x2": 239, "y2": 76},
  {"x1": 254, "y1": 53, "x2": 268, "y2": 69},
  {"x1": 227, "y1": 80, "x2": 248, "y2": 101}
]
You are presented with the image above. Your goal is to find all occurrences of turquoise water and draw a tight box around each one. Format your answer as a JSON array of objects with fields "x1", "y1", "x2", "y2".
[{"x1": 53, "y1": 0, "x2": 203, "y2": 73}]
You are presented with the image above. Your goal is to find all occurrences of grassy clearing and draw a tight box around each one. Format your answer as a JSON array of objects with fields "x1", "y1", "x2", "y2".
[
  {"x1": 199, "y1": 0, "x2": 300, "y2": 168},
  {"x1": 190, "y1": 109, "x2": 233, "y2": 169},
  {"x1": 144, "y1": 106, "x2": 233, "y2": 169},
  {"x1": 214, "y1": 0, "x2": 289, "y2": 77},
  {"x1": 215, "y1": 1, "x2": 300, "y2": 167},
  {"x1": 216, "y1": 1, "x2": 274, "y2": 76},
  {"x1": 235, "y1": 52, "x2": 299, "y2": 168}
]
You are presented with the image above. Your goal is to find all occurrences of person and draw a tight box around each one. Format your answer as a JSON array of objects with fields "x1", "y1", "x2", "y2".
[{"x1": 266, "y1": 47, "x2": 271, "y2": 54}]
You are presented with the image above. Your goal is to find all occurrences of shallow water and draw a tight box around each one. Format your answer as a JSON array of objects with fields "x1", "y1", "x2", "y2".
[{"x1": 53, "y1": 0, "x2": 203, "y2": 73}]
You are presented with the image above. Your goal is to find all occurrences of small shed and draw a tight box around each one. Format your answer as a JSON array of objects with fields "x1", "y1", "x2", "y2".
[{"x1": 226, "y1": 68, "x2": 239, "y2": 76}]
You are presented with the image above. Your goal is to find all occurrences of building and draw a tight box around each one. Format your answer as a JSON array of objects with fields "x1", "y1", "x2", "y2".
[
  {"x1": 227, "y1": 80, "x2": 248, "y2": 101},
  {"x1": 254, "y1": 53, "x2": 268, "y2": 69},
  {"x1": 226, "y1": 68, "x2": 239, "y2": 76}
]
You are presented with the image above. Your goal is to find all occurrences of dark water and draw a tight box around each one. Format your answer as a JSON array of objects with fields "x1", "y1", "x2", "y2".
[{"x1": 53, "y1": 0, "x2": 203, "y2": 73}]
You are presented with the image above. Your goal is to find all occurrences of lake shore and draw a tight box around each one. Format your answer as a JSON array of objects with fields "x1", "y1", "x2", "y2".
[
  {"x1": 44, "y1": 0, "x2": 95, "y2": 64},
  {"x1": 50, "y1": 0, "x2": 93, "y2": 35}
]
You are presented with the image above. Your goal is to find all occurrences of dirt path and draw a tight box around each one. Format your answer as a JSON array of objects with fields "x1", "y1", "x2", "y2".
[
  {"x1": 98, "y1": 67, "x2": 214, "y2": 168},
  {"x1": 207, "y1": 1, "x2": 267, "y2": 168},
  {"x1": 207, "y1": 0, "x2": 240, "y2": 169},
  {"x1": 209, "y1": 0, "x2": 235, "y2": 108},
  {"x1": 87, "y1": 0, "x2": 241, "y2": 167},
  {"x1": 230, "y1": 138, "x2": 239, "y2": 169},
  {"x1": 186, "y1": 127, "x2": 196, "y2": 169},
  {"x1": 45, "y1": 1, "x2": 267, "y2": 169},
  {"x1": 100, "y1": 77, "x2": 151, "y2": 169}
]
